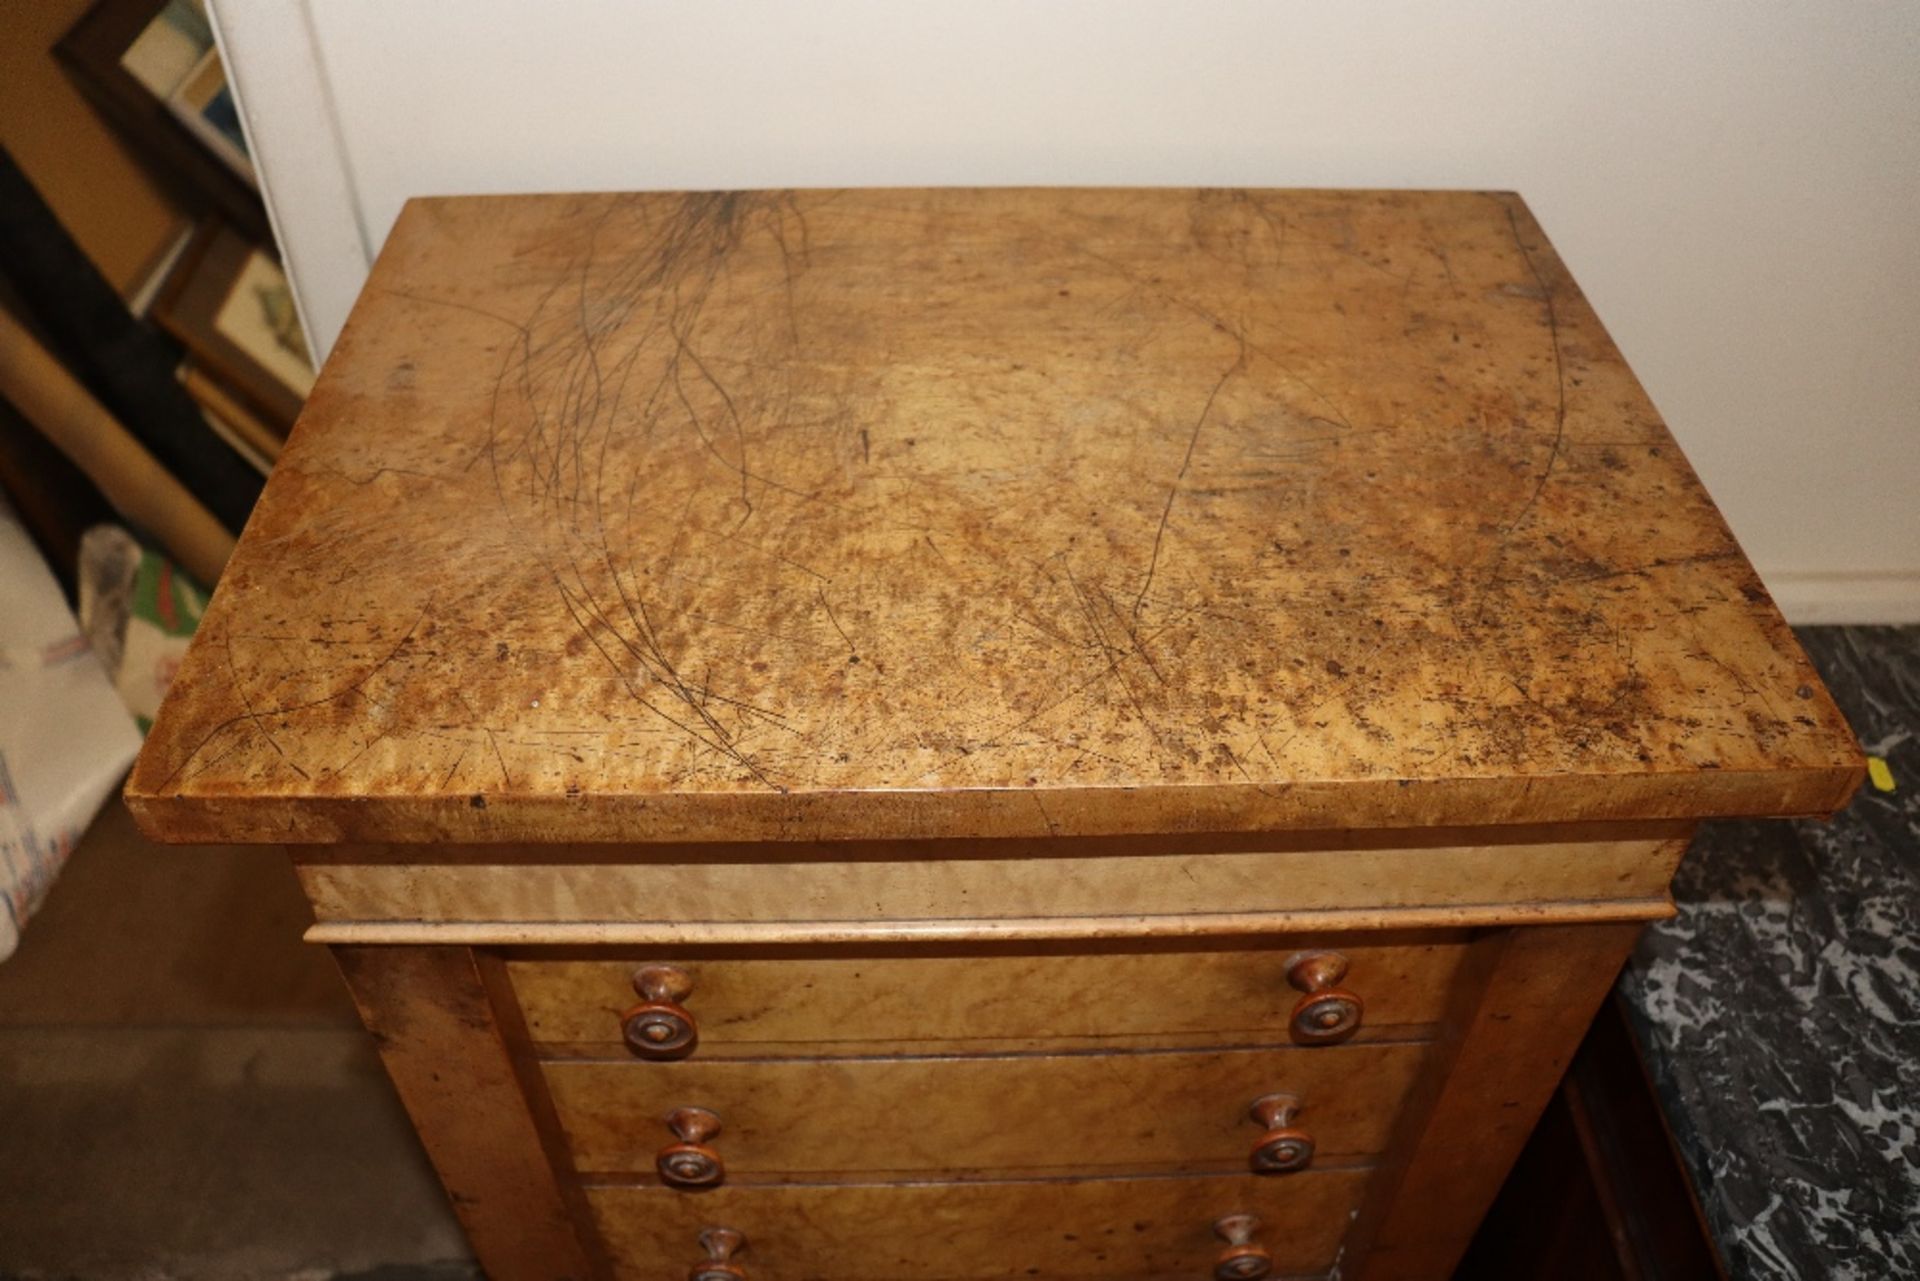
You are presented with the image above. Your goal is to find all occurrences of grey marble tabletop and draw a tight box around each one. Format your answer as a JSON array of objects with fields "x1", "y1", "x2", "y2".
[{"x1": 1619, "y1": 626, "x2": 1919, "y2": 1280}]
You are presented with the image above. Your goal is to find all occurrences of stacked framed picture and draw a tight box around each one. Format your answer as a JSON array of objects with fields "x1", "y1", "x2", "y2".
[
  {"x1": 153, "y1": 221, "x2": 314, "y2": 470},
  {"x1": 58, "y1": 0, "x2": 312, "y2": 473}
]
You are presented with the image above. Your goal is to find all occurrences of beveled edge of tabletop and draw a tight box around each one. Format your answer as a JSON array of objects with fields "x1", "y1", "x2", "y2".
[{"x1": 124, "y1": 757, "x2": 1863, "y2": 846}]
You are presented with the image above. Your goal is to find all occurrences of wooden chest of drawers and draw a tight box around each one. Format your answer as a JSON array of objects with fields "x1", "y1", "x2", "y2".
[{"x1": 127, "y1": 188, "x2": 1861, "y2": 1280}]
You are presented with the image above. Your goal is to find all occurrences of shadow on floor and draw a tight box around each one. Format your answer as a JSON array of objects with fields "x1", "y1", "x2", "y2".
[{"x1": 0, "y1": 800, "x2": 475, "y2": 1280}]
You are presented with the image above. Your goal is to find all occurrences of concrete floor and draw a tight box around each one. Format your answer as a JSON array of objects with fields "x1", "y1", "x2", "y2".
[{"x1": 0, "y1": 800, "x2": 476, "y2": 1280}]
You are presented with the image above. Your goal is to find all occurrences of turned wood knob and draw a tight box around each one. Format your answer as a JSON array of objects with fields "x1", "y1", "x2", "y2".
[
  {"x1": 687, "y1": 1226, "x2": 748, "y2": 1281},
  {"x1": 1247, "y1": 1093, "x2": 1315, "y2": 1174},
  {"x1": 1211, "y1": 1214, "x2": 1273, "y2": 1280},
  {"x1": 1286, "y1": 951, "x2": 1363, "y2": 1045},
  {"x1": 623, "y1": 965, "x2": 698, "y2": 1059},
  {"x1": 658, "y1": 1107, "x2": 725, "y2": 1188}
]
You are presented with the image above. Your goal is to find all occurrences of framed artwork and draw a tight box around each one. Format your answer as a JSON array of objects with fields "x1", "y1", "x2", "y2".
[
  {"x1": 165, "y1": 47, "x2": 257, "y2": 188},
  {"x1": 153, "y1": 221, "x2": 313, "y2": 434},
  {"x1": 117, "y1": 0, "x2": 213, "y2": 101}
]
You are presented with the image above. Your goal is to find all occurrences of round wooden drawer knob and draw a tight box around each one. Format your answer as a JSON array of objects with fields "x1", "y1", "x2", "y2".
[
  {"x1": 1247, "y1": 1092, "x2": 1314, "y2": 1174},
  {"x1": 687, "y1": 1226, "x2": 749, "y2": 1280},
  {"x1": 658, "y1": 1106, "x2": 726, "y2": 1188},
  {"x1": 623, "y1": 965, "x2": 698, "y2": 1060},
  {"x1": 1211, "y1": 1213, "x2": 1273, "y2": 1280},
  {"x1": 1286, "y1": 951, "x2": 1363, "y2": 1045}
]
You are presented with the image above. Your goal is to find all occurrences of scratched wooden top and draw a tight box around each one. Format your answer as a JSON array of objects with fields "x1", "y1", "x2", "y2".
[{"x1": 128, "y1": 188, "x2": 1861, "y2": 844}]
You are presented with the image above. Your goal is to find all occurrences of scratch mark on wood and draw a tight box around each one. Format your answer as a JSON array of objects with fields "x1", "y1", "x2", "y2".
[
  {"x1": 1133, "y1": 338, "x2": 1246, "y2": 625},
  {"x1": 1498, "y1": 199, "x2": 1569, "y2": 537}
]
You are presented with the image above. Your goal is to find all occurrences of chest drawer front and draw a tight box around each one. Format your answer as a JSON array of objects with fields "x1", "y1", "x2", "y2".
[
  {"x1": 510, "y1": 940, "x2": 1466, "y2": 1055},
  {"x1": 299, "y1": 830, "x2": 1690, "y2": 932},
  {"x1": 547, "y1": 1041, "x2": 1424, "y2": 1178},
  {"x1": 588, "y1": 1167, "x2": 1368, "y2": 1280}
]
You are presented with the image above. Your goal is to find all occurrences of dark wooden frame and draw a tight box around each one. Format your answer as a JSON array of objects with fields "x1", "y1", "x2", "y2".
[
  {"x1": 151, "y1": 219, "x2": 305, "y2": 430},
  {"x1": 54, "y1": 0, "x2": 270, "y2": 245}
]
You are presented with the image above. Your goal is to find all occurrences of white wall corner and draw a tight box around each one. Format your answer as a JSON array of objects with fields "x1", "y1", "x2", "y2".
[{"x1": 208, "y1": 0, "x2": 370, "y2": 364}]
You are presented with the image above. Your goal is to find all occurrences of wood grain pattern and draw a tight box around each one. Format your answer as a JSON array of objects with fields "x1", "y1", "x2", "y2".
[
  {"x1": 508, "y1": 940, "x2": 1466, "y2": 1053},
  {"x1": 585, "y1": 1168, "x2": 1369, "y2": 1280},
  {"x1": 116, "y1": 187, "x2": 1861, "y2": 1281},
  {"x1": 293, "y1": 831, "x2": 1689, "y2": 927},
  {"x1": 303, "y1": 898, "x2": 1674, "y2": 947},
  {"x1": 545, "y1": 1041, "x2": 1426, "y2": 1177},
  {"x1": 471, "y1": 948, "x2": 620, "y2": 1275},
  {"x1": 1341, "y1": 922, "x2": 1645, "y2": 1281},
  {"x1": 330, "y1": 945, "x2": 600, "y2": 1281},
  {"x1": 125, "y1": 188, "x2": 1861, "y2": 845}
]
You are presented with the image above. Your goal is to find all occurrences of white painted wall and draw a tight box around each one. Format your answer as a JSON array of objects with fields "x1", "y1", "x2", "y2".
[{"x1": 213, "y1": 0, "x2": 1920, "y2": 622}]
